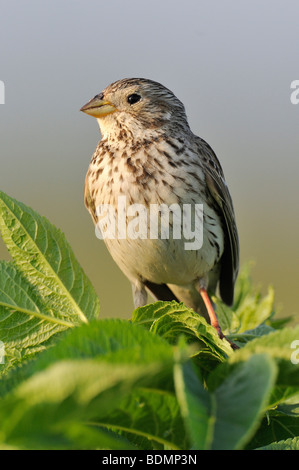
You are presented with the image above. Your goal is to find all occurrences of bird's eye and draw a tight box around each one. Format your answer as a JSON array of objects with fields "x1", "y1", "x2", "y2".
[{"x1": 127, "y1": 93, "x2": 141, "y2": 105}]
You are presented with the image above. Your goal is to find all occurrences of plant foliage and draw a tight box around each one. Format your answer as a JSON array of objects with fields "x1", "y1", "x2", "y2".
[{"x1": 0, "y1": 191, "x2": 298, "y2": 450}]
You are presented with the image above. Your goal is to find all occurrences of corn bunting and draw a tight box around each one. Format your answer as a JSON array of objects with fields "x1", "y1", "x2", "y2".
[{"x1": 81, "y1": 78, "x2": 239, "y2": 348}]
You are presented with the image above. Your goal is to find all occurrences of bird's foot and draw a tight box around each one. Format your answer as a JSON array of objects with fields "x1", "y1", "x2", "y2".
[
  {"x1": 197, "y1": 283, "x2": 239, "y2": 350},
  {"x1": 212, "y1": 321, "x2": 239, "y2": 350}
]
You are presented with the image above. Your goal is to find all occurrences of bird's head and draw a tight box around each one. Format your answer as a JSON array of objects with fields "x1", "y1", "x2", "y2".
[{"x1": 80, "y1": 78, "x2": 189, "y2": 139}]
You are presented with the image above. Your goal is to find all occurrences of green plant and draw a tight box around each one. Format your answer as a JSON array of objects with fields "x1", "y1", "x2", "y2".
[{"x1": 0, "y1": 190, "x2": 298, "y2": 450}]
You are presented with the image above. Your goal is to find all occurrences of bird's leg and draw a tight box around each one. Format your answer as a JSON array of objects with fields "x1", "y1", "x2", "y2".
[
  {"x1": 132, "y1": 282, "x2": 148, "y2": 308},
  {"x1": 196, "y1": 278, "x2": 239, "y2": 350},
  {"x1": 198, "y1": 286, "x2": 227, "y2": 338}
]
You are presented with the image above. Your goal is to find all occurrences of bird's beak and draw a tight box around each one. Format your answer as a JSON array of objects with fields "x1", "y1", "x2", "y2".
[{"x1": 80, "y1": 95, "x2": 117, "y2": 118}]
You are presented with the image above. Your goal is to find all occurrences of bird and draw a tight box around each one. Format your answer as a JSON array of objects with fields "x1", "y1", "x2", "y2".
[{"x1": 80, "y1": 78, "x2": 239, "y2": 348}]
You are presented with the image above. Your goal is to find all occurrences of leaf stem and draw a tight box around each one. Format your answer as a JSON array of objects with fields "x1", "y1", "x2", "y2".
[{"x1": 0, "y1": 300, "x2": 74, "y2": 328}]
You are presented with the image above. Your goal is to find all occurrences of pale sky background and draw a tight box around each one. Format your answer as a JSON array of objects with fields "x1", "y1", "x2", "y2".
[{"x1": 0, "y1": 0, "x2": 298, "y2": 321}]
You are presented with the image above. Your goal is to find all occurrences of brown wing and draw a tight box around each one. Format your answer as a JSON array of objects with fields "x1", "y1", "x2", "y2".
[
  {"x1": 84, "y1": 170, "x2": 97, "y2": 225},
  {"x1": 197, "y1": 138, "x2": 239, "y2": 306}
]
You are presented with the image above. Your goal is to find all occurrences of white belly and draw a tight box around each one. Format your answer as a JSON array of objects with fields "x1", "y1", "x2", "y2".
[
  {"x1": 100, "y1": 202, "x2": 223, "y2": 286},
  {"x1": 89, "y1": 141, "x2": 224, "y2": 286}
]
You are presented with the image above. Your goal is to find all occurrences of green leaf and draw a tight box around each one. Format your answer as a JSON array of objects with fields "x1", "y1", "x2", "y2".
[
  {"x1": 211, "y1": 354, "x2": 277, "y2": 449},
  {"x1": 0, "y1": 358, "x2": 171, "y2": 449},
  {"x1": 0, "y1": 191, "x2": 99, "y2": 326},
  {"x1": 0, "y1": 319, "x2": 174, "y2": 397},
  {"x1": 208, "y1": 326, "x2": 299, "y2": 391},
  {"x1": 175, "y1": 354, "x2": 277, "y2": 450},
  {"x1": 0, "y1": 319, "x2": 186, "y2": 450},
  {"x1": 268, "y1": 386, "x2": 299, "y2": 411},
  {"x1": 233, "y1": 263, "x2": 255, "y2": 310},
  {"x1": 248, "y1": 415, "x2": 299, "y2": 449},
  {"x1": 275, "y1": 392, "x2": 299, "y2": 416},
  {"x1": 174, "y1": 359, "x2": 212, "y2": 450},
  {"x1": 0, "y1": 191, "x2": 297, "y2": 450},
  {"x1": 54, "y1": 422, "x2": 135, "y2": 450},
  {"x1": 96, "y1": 387, "x2": 188, "y2": 450},
  {"x1": 0, "y1": 261, "x2": 71, "y2": 375},
  {"x1": 236, "y1": 286, "x2": 275, "y2": 333},
  {"x1": 214, "y1": 273, "x2": 275, "y2": 335},
  {"x1": 256, "y1": 437, "x2": 299, "y2": 450},
  {"x1": 132, "y1": 301, "x2": 232, "y2": 374}
]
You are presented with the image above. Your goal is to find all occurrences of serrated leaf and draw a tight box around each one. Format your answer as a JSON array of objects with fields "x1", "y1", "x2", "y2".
[
  {"x1": 132, "y1": 301, "x2": 232, "y2": 374},
  {"x1": 0, "y1": 191, "x2": 99, "y2": 326},
  {"x1": 248, "y1": 414, "x2": 299, "y2": 449},
  {"x1": 0, "y1": 261, "x2": 71, "y2": 375},
  {"x1": 256, "y1": 437, "x2": 299, "y2": 450},
  {"x1": 214, "y1": 264, "x2": 277, "y2": 336},
  {"x1": 236, "y1": 286, "x2": 275, "y2": 333}
]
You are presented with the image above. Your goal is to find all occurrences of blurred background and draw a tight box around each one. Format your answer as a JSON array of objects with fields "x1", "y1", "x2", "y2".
[{"x1": 0, "y1": 0, "x2": 298, "y2": 321}]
